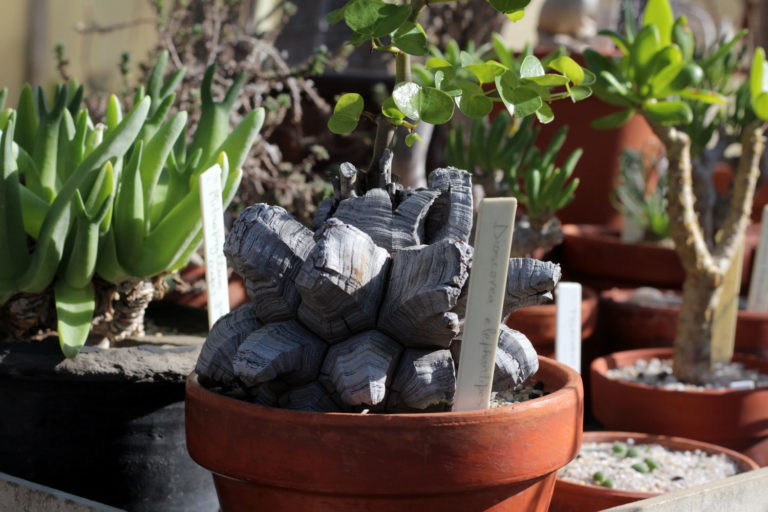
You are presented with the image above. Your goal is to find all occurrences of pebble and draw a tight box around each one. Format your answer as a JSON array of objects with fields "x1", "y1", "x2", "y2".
[
  {"x1": 606, "y1": 358, "x2": 768, "y2": 391},
  {"x1": 490, "y1": 380, "x2": 549, "y2": 407},
  {"x1": 558, "y1": 438, "x2": 741, "y2": 492}
]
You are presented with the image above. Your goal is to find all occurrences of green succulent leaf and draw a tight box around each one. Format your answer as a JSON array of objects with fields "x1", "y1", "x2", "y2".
[
  {"x1": 392, "y1": 22, "x2": 428, "y2": 56},
  {"x1": 328, "y1": 93, "x2": 364, "y2": 134},
  {"x1": 591, "y1": 108, "x2": 636, "y2": 129},
  {"x1": 381, "y1": 97, "x2": 405, "y2": 123},
  {"x1": 326, "y1": 7, "x2": 346, "y2": 24},
  {"x1": 488, "y1": 0, "x2": 531, "y2": 14},
  {"x1": 405, "y1": 132, "x2": 423, "y2": 147},
  {"x1": 535, "y1": 102, "x2": 555, "y2": 124},
  {"x1": 457, "y1": 81, "x2": 494, "y2": 118},
  {"x1": 569, "y1": 85, "x2": 593, "y2": 102},
  {"x1": 632, "y1": 24, "x2": 662, "y2": 87},
  {"x1": 598, "y1": 30, "x2": 630, "y2": 54},
  {"x1": 505, "y1": 10, "x2": 526, "y2": 22},
  {"x1": 344, "y1": 0, "x2": 411, "y2": 39},
  {"x1": 54, "y1": 280, "x2": 95, "y2": 358},
  {"x1": 671, "y1": 16, "x2": 694, "y2": 60},
  {"x1": 548, "y1": 56, "x2": 585, "y2": 85},
  {"x1": 392, "y1": 83, "x2": 454, "y2": 124},
  {"x1": 643, "y1": 100, "x2": 692, "y2": 125},
  {"x1": 509, "y1": 86, "x2": 542, "y2": 118},
  {"x1": 466, "y1": 62, "x2": 507, "y2": 84},
  {"x1": 677, "y1": 89, "x2": 726, "y2": 105},
  {"x1": 520, "y1": 55, "x2": 545, "y2": 78},
  {"x1": 750, "y1": 47, "x2": 768, "y2": 120},
  {"x1": 524, "y1": 74, "x2": 570, "y2": 87},
  {"x1": 642, "y1": 0, "x2": 674, "y2": 47}
]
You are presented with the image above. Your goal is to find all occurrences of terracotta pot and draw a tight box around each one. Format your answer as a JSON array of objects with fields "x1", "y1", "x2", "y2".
[
  {"x1": 165, "y1": 264, "x2": 249, "y2": 310},
  {"x1": 713, "y1": 161, "x2": 768, "y2": 223},
  {"x1": 186, "y1": 356, "x2": 584, "y2": 512},
  {"x1": 560, "y1": 224, "x2": 759, "y2": 292},
  {"x1": 591, "y1": 348, "x2": 768, "y2": 466},
  {"x1": 505, "y1": 286, "x2": 599, "y2": 359},
  {"x1": 550, "y1": 431, "x2": 759, "y2": 512},
  {"x1": 598, "y1": 288, "x2": 768, "y2": 358}
]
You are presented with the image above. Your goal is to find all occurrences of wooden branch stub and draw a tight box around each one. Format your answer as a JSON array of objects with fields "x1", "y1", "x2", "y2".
[
  {"x1": 224, "y1": 204, "x2": 315, "y2": 322},
  {"x1": 492, "y1": 324, "x2": 539, "y2": 392},
  {"x1": 378, "y1": 240, "x2": 472, "y2": 348},
  {"x1": 339, "y1": 162, "x2": 358, "y2": 198},
  {"x1": 278, "y1": 382, "x2": 342, "y2": 412},
  {"x1": 296, "y1": 219, "x2": 391, "y2": 343},
  {"x1": 424, "y1": 167, "x2": 473, "y2": 244},
  {"x1": 332, "y1": 188, "x2": 394, "y2": 251},
  {"x1": 502, "y1": 258, "x2": 561, "y2": 318},
  {"x1": 389, "y1": 348, "x2": 456, "y2": 410},
  {"x1": 378, "y1": 148, "x2": 393, "y2": 188},
  {"x1": 319, "y1": 330, "x2": 403, "y2": 408},
  {"x1": 392, "y1": 188, "x2": 441, "y2": 249},
  {"x1": 232, "y1": 320, "x2": 328, "y2": 387},
  {"x1": 195, "y1": 304, "x2": 263, "y2": 386}
]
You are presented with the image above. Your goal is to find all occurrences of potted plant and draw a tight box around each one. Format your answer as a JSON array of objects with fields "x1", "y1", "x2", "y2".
[
  {"x1": 185, "y1": 1, "x2": 596, "y2": 510},
  {"x1": 550, "y1": 431, "x2": 758, "y2": 512},
  {"x1": 444, "y1": 114, "x2": 598, "y2": 358},
  {"x1": 583, "y1": 0, "x2": 768, "y2": 466},
  {"x1": 0, "y1": 54, "x2": 264, "y2": 510},
  {"x1": 560, "y1": 23, "x2": 761, "y2": 293}
]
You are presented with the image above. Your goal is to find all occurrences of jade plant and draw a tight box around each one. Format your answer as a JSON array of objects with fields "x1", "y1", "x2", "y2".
[
  {"x1": 0, "y1": 55, "x2": 264, "y2": 357},
  {"x1": 586, "y1": 0, "x2": 768, "y2": 383},
  {"x1": 446, "y1": 114, "x2": 581, "y2": 256},
  {"x1": 193, "y1": 0, "x2": 593, "y2": 412}
]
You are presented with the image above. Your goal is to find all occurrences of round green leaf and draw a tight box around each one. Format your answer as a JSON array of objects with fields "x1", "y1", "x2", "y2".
[
  {"x1": 643, "y1": 100, "x2": 692, "y2": 125},
  {"x1": 499, "y1": 85, "x2": 542, "y2": 118},
  {"x1": 458, "y1": 82, "x2": 494, "y2": 118},
  {"x1": 392, "y1": 22, "x2": 427, "y2": 56},
  {"x1": 750, "y1": 47, "x2": 768, "y2": 103},
  {"x1": 753, "y1": 92, "x2": 768, "y2": 121},
  {"x1": 381, "y1": 97, "x2": 405, "y2": 123},
  {"x1": 344, "y1": 0, "x2": 411, "y2": 39},
  {"x1": 328, "y1": 93, "x2": 364, "y2": 134},
  {"x1": 419, "y1": 87, "x2": 455, "y2": 124},
  {"x1": 569, "y1": 85, "x2": 592, "y2": 102},
  {"x1": 488, "y1": 0, "x2": 531, "y2": 14},
  {"x1": 523, "y1": 74, "x2": 570, "y2": 87},
  {"x1": 466, "y1": 62, "x2": 508, "y2": 84},
  {"x1": 535, "y1": 102, "x2": 555, "y2": 124},
  {"x1": 548, "y1": 56, "x2": 585, "y2": 85},
  {"x1": 405, "y1": 132, "x2": 423, "y2": 147},
  {"x1": 505, "y1": 9, "x2": 525, "y2": 22},
  {"x1": 393, "y1": 82, "x2": 421, "y2": 120},
  {"x1": 520, "y1": 55, "x2": 545, "y2": 78}
]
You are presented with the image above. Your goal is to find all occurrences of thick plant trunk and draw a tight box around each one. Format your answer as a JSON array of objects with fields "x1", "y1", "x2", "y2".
[{"x1": 674, "y1": 273, "x2": 720, "y2": 383}]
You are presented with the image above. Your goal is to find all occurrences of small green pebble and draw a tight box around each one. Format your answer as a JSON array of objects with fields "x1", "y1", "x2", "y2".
[
  {"x1": 601, "y1": 479, "x2": 614, "y2": 488},
  {"x1": 632, "y1": 462, "x2": 650, "y2": 473},
  {"x1": 612, "y1": 442, "x2": 627, "y2": 455},
  {"x1": 645, "y1": 458, "x2": 659, "y2": 471},
  {"x1": 626, "y1": 447, "x2": 640, "y2": 458},
  {"x1": 592, "y1": 471, "x2": 605, "y2": 482}
]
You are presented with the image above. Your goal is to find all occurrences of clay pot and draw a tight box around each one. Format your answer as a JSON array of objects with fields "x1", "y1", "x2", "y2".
[
  {"x1": 560, "y1": 224, "x2": 760, "y2": 292},
  {"x1": 505, "y1": 286, "x2": 599, "y2": 359},
  {"x1": 550, "y1": 431, "x2": 758, "y2": 512},
  {"x1": 165, "y1": 263, "x2": 249, "y2": 310},
  {"x1": 598, "y1": 288, "x2": 768, "y2": 358},
  {"x1": 185, "y1": 356, "x2": 584, "y2": 512},
  {"x1": 591, "y1": 348, "x2": 768, "y2": 466},
  {"x1": 713, "y1": 161, "x2": 768, "y2": 223}
]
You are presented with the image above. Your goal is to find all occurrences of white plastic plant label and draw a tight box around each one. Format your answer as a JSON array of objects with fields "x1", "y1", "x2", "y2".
[
  {"x1": 199, "y1": 164, "x2": 230, "y2": 329},
  {"x1": 454, "y1": 198, "x2": 517, "y2": 412},
  {"x1": 555, "y1": 282, "x2": 582, "y2": 374}
]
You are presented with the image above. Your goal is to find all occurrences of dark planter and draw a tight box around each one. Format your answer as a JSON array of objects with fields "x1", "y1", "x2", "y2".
[
  {"x1": 598, "y1": 288, "x2": 768, "y2": 358},
  {"x1": 560, "y1": 224, "x2": 760, "y2": 292},
  {"x1": 591, "y1": 348, "x2": 768, "y2": 467},
  {"x1": 0, "y1": 302, "x2": 217, "y2": 512},
  {"x1": 550, "y1": 431, "x2": 758, "y2": 512},
  {"x1": 186, "y1": 356, "x2": 584, "y2": 512}
]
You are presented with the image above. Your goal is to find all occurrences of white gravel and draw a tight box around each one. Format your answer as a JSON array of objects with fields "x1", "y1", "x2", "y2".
[
  {"x1": 558, "y1": 438, "x2": 741, "y2": 492},
  {"x1": 606, "y1": 358, "x2": 768, "y2": 391},
  {"x1": 490, "y1": 380, "x2": 548, "y2": 406}
]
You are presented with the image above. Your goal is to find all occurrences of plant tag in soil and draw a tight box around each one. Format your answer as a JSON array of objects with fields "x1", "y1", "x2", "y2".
[
  {"x1": 711, "y1": 236, "x2": 745, "y2": 364},
  {"x1": 454, "y1": 198, "x2": 517, "y2": 411},
  {"x1": 556, "y1": 282, "x2": 582, "y2": 374},
  {"x1": 747, "y1": 205, "x2": 768, "y2": 312},
  {"x1": 199, "y1": 164, "x2": 230, "y2": 329}
]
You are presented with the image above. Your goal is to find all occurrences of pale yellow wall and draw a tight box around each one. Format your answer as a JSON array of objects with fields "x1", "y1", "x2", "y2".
[{"x1": 0, "y1": 0, "x2": 158, "y2": 106}]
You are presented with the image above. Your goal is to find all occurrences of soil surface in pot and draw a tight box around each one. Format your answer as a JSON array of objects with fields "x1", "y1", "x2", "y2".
[
  {"x1": 559, "y1": 437, "x2": 741, "y2": 492},
  {"x1": 606, "y1": 357, "x2": 768, "y2": 391}
]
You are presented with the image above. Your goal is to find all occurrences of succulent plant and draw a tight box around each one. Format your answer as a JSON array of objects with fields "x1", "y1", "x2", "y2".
[
  {"x1": 195, "y1": 160, "x2": 561, "y2": 412},
  {"x1": 0, "y1": 55, "x2": 265, "y2": 357}
]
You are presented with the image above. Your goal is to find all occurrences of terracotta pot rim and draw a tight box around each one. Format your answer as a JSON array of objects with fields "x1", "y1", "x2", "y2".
[
  {"x1": 591, "y1": 348, "x2": 768, "y2": 396},
  {"x1": 600, "y1": 288, "x2": 768, "y2": 321},
  {"x1": 562, "y1": 224, "x2": 668, "y2": 249},
  {"x1": 556, "y1": 431, "x2": 759, "y2": 500},
  {"x1": 188, "y1": 355, "x2": 581, "y2": 423}
]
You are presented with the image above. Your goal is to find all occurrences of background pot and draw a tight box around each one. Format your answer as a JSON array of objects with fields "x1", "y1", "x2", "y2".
[
  {"x1": 591, "y1": 348, "x2": 768, "y2": 466},
  {"x1": 0, "y1": 302, "x2": 217, "y2": 512},
  {"x1": 186, "y1": 356, "x2": 584, "y2": 512},
  {"x1": 505, "y1": 286, "x2": 599, "y2": 359},
  {"x1": 165, "y1": 263, "x2": 249, "y2": 310},
  {"x1": 550, "y1": 431, "x2": 759, "y2": 512},
  {"x1": 560, "y1": 224, "x2": 759, "y2": 292},
  {"x1": 598, "y1": 288, "x2": 768, "y2": 358}
]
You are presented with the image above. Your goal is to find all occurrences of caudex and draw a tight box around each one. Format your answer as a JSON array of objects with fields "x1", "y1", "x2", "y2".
[
  {"x1": 195, "y1": 0, "x2": 593, "y2": 412},
  {"x1": 586, "y1": 0, "x2": 768, "y2": 383}
]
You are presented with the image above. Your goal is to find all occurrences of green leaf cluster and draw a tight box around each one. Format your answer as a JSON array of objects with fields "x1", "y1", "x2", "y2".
[
  {"x1": 327, "y1": 0, "x2": 593, "y2": 137},
  {"x1": 0, "y1": 53, "x2": 265, "y2": 357},
  {"x1": 611, "y1": 149, "x2": 669, "y2": 242},
  {"x1": 446, "y1": 115, "x2": 580, "y2": 225}
]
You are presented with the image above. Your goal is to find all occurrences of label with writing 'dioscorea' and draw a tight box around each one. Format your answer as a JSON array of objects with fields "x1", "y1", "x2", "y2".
[
  {"x1": 454, "y1": 198, "x2": 517, "y2": 412},
  {"x1": 199, "y1": 164, "x2": 231, "y2": 329}
]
